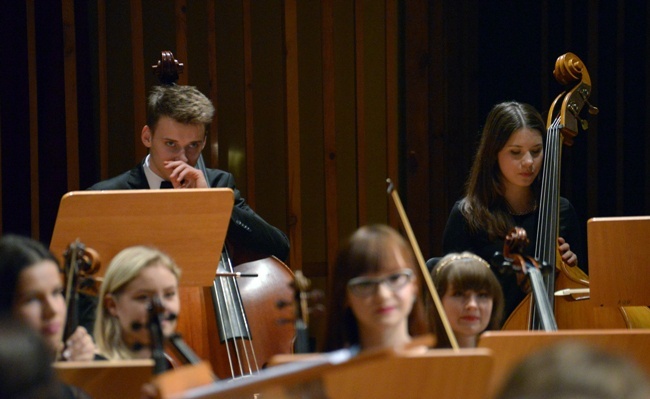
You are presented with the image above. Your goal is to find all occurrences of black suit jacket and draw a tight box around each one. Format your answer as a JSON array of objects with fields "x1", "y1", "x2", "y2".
[{"x1": 88, "y1": 161, "x2": 290, "y2": 262}]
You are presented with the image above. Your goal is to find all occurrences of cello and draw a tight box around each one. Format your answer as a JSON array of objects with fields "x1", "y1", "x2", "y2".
[
  {"x1": 151, "y1": 51, "x2": 296, "y2": 378},
  {"x1": 502, "y1": 52, "x2": 650, "y2": 330}
]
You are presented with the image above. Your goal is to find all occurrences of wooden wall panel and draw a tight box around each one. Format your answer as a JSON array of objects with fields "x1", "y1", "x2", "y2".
[
  {"x1": 284, "y1": 0, "x2": 302, "y2": 271},
  {"x1": 62, "y1": 0, "x2": 79, "y2": 192},
  {"x1": 27, "y1": 0, "x2": 39, "y2": 239},
  {"x1": 322, "y1": 0, "x2": 339, "y2": 287},
  {"x1": 0, "y1": 3, "x2": 649, "y2": 341}
]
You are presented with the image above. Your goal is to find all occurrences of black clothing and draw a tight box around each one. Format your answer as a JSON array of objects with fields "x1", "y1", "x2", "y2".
[
  {"x1": 441, "y1": 197, "x2": 585, "y2": 321},
  {"x1": 84, "y1": 161, "x2": 290, "y2": 335},
  {"x1": 87, "y1": 160, "x2": 290, "y2": 262}
]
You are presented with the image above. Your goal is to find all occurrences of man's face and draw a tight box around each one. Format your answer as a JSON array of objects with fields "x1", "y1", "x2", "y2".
[{"x1": 141, "y1": 116, "x2": 206, "y2": 180}]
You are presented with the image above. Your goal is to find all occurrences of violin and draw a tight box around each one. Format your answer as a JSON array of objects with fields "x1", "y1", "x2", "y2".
[
  {"x1": 493, "y1": 227, "x2": 557, "y2": 331},
  {"x1": 502, "y1": 53, "x2": 650, "y2": 330},
  {"x1": 150, "y1": 51, "x2": 295, "y2": 378},
  {"x1": 61, "y1": 240, "x2": 100, "y2": 343},
  {"x1": 276, "y1": 269, "x2": 324, "y2": 354},
  {"x1": 141, "y1": 296, "x2": 216, "y2": 398}
]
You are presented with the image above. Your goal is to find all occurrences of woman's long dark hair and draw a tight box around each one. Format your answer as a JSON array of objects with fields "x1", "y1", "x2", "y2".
[
  {"x1": 0, "y1": 235, "x2": 58, "y2": 314},
  {"x1": 460, "y1": 102, "x2": 546, "y2": 240}
]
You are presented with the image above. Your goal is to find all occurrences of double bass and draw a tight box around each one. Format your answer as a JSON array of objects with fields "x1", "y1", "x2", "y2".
[
  {"x1": 502, "y1": 53, "x2": 650, "y2": 330},
  {"x1": 152, "y1": 51, "x2": 296, "y2": 378}
]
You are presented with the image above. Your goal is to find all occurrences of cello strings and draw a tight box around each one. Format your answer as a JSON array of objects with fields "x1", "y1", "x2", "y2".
[
  {"x1": 219, "y1": 264, "x2": 246, "y2": 377},
  {"x1": 213, "y1": 275, "x2": 236, "y2": 378},
  {"x1": 230, "y1": 275, "x2": 259, "y2": 375},
  {"x1": 222, "y1": 254, "x2": 258, "y2": 377}
]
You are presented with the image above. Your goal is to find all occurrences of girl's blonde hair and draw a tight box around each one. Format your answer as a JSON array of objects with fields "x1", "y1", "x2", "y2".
[{"x1": 94, "y1": 246, "x2": 180, "y2": 359}]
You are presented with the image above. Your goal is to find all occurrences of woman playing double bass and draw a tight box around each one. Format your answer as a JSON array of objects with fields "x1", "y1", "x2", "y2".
[{"x1": 439, "y1": 101, "x2": 585, "y2": 321}]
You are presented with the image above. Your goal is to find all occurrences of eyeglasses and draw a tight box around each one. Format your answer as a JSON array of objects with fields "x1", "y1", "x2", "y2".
[{"x1": 347, "y1": 269, "x2": 414, "y2": 297}]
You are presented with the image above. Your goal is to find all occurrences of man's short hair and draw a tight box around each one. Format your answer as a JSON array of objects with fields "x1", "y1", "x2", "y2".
[{"x1": 146, "y1": 85, "x2": 215, "y2": 132}]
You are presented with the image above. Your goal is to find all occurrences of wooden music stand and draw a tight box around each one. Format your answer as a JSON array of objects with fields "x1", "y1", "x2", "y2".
[
  {"x1": 173, "y1": 348, "x2": 493, "y2": 399},
  {"x1": 54, "y1": 359, "x2": 154, "y2": 399},
  {"x1": 49, "y1": 189, "x2": 234, "y2": 286},
  {"x1": 478, "y1": 329, "x2": 650, "y2": 399},
  {"x1": 587, "y1": 216, "x2": 650, "y2": 306}
]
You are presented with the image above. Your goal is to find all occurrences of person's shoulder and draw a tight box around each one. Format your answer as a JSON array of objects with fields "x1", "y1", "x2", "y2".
[
  {"x1": 449, "y1": 198, "x2": 468, "y2": 216},
  {"x1": 558, "y1": 197, "x2": 576, "y2": 211},
  {"x1": 204, "y1": 167, "x2": 235, "y2": 188},
  {"x1": 87, "y1": 164, "x2": 143, "y2": 190}
]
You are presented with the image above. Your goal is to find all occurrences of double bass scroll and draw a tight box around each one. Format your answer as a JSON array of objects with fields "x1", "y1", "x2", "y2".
[{"x1": 502, "y1": 52, "x2": 650, "y2": 330}]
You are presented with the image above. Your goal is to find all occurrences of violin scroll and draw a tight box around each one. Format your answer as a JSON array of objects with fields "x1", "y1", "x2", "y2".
[{"x1": 61, "y1": 240, "x2": 101, "y2": 342}]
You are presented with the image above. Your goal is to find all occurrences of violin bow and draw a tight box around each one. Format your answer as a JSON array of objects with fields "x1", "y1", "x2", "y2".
[{"x1": 387, "y1": 178, "x2": 459, "y2": 351}]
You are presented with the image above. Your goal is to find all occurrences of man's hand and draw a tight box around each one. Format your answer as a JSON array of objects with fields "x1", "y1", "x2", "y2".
[{"x1": 164, "y1": 160, "x2": 208, "y2": 188}]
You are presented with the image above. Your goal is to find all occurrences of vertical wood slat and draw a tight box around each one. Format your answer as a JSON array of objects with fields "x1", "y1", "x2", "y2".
[
  {"x1": 646, "y1": 2, "x2": 650, "y2": 212},
  {"x1": 131, "y1": 0, "x2": 146, "y2": 162},
  {"x1": 175, "y1": 0, "x2": 189, "y2": 86},
  {"x1": 385, "y1": 0, "x2": 398, "y2": 230},
  {"x1": 284, "y1": 0, "x2": 302, "y2": 269},
  {"x1": 587, "y1": 1, "x2": 599, "y2": 217},
  {"x1": 322, "y1": 0, "x2": 339, "y2": 289},
  {"x1": 206, "y1": 0, "x2": 219, "y2": 168},
  {"x1": 354, "y1": 0, "x2": 367, "y2": 226},
  {"x1": 540, "y1": 0, "x2": 549, "y2": 109},
  {"x1": 0, "y1": 107, "x2": 2, "y2": 234},
  {"x1": 406, "y1": 0, "x2": 432, "y2": 254},
  {"x1": 62, "y1": 0, "x2": 80, "y2": 191},
  {"x1": 97, "y1": 0, "x2": 109, "y2": 180},
  {"x1": 615, "y1": 1, "x2": 625, "y2": 213},
  {"x1": 242, "y1": 0, "x2": 255, "y2": 207},
  {"x1": 26, "y1": 0, "x2": 38, "y2": 238}
]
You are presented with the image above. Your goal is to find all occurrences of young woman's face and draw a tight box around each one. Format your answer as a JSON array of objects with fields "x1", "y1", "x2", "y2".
[
  {"x1": 346, "y1": 246, "x2": 417, "y2": 337},
  {"x1": 106, "y1": 263, "x2": 180, "y2": 350},
  {"x1": 497, "y1": 128, "x2": 543, "y2": 191},
  {"x1": 442, "y1": 284, "x2": 493, "y2": 345},
  {"x1": 13, "y1": 260, "x2": 67, "y2": 353}
]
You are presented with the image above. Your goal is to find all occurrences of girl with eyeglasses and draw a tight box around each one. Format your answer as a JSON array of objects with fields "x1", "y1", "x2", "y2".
[
  {"x1": 430, "y1": 252, "x2": 504, "y2": 348},
  {"x1": 323, "y1": 225, "x2": 429, "y2": 353}
]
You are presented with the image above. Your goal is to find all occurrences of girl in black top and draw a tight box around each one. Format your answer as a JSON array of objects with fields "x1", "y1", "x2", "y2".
[{"x1": 440, "y1": 102, "x2": 584, "y2": 321}]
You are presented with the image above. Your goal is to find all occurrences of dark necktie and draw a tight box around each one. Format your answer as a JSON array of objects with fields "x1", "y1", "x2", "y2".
[{"x1": 160, "y1": 181, "x2": 173, "y2": 189}]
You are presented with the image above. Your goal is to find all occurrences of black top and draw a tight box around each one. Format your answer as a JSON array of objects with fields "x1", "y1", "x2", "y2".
[
  {"x1": 441, "y1": 197, "x2": 585, "y2": 320},
  {"x1": 88, "y1": 160, "x2": 290, "y2": 262}
]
